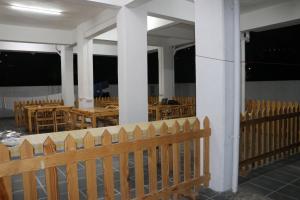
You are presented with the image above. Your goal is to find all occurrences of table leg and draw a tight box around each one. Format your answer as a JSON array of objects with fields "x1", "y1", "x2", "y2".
[
  {"x1": 28, "y1": 111, "x2": 32, "y2": 134},
  {"x1": 92, "y1": 116, "x2": 97, "y2": 128}
]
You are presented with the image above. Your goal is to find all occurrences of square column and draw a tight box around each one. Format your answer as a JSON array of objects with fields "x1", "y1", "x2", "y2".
[
  {"x1": 195, "y1": 0, "x2": 236, "y2": 192},
  {"x1": 117, "y1": 7, "x2": 148, "y2": 124},
  {"x1": 60, "y1": 46, "x2": 75, "y2": 106},
  {"x1": 158, "y1": 46, "x2": 175, "y2": 100},
  {"x1": 77, "y1": 37, "x2": 94, "y2": 108}
]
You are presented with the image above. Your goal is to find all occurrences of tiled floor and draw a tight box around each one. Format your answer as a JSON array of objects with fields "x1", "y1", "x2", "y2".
[{"x1": 2, "y1": 117, "x2": 300, "y2": 199}]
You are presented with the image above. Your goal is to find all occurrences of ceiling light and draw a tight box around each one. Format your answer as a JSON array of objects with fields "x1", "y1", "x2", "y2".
[{"x1": 10, "y1": 3, "x2": 62, "y2": 15}]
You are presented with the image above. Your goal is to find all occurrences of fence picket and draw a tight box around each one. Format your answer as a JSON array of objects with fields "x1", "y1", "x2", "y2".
[
  {"x1": 84, "y1": 133, "x2": 98, "y2": 200},
  {"x1": 43, "y1": 137, "x2": 59, "y2": 200},
  {"x1": 134, "y1": 127, "x2": 144, "y2": 199},
  {"x1": 102, "y1": 130, "x2": 115, "y2": 200},
  {"x1": 0, "y1": 144, "x2": 12, "y2": 200},
  {"x1": 148, "y1": 125, "x2": 157, "y2": 194},
  {"x1": 65, "y1": 136, "x2": 80, "y2": 200},
  {"x1": 119, "y1": 128, "x2": 130, "y2": 200},
  {"x1": 20, "y1": 140, "x2": 37, "y2": 200},
  {"x1": 171, "y1": 121, "x2": 180, "y2": 200},
  {"x1": 203, "y1": 117, "x2": 211, "y2": 187},
  {"x1": 160, "y1": 122, "x2": 170, "y2": 199},
  {"x1": 183, "y1": 120, "x2": 191, "y2": 182}
]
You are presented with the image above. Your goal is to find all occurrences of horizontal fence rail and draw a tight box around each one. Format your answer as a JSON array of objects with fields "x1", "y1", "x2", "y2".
[
  {"x1": 240, "y1": 101, "x2": 300, "y2": 174},
  {"x1": 0, "y1": 117, "x2": 210, "y2": 200}
]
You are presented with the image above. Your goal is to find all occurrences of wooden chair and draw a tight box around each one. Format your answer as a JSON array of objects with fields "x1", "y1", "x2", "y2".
[
  {"x1": 69, "y1": 110, "x2": 91, "y2": 130},
  {"x1": 54, "y1": 108, "x2": 72, "y2": 132},
  {"x1": 34, "y1": 108, "x2": 55, "y2": 134}
]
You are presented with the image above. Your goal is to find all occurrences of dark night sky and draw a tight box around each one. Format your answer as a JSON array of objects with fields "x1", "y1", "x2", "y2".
[
  {"x1": 246, "y1": 24, "x2": 300, "y2": 81},
  {"x1": 1, "y1": 23, "x2": 300, "y2": 86},
  {"x1": 0, "y1": 48, "x2": 195, "y2": 86}
]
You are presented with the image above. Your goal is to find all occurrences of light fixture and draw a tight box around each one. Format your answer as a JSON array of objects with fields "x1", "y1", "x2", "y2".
[{"x1": 10, "y1": 3, "x2": 62, "y2": 15}]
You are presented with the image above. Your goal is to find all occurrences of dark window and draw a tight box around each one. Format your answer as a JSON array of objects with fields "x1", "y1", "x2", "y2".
[
  {"x1": 0, "y1": 51, "x2": 61, "y2": 86},
  {"x1": 148, "y1": 52, "x2": 158, "y2": 84},
  {"x1": 174, "y1": 46, "x2": 195, "y2": 83},
  {"x1": 0, "y1": 51, "x2": 159, "y2": 86},
  {"x1": 246, "y1": 24, "x2": 300, "y2": 81}
]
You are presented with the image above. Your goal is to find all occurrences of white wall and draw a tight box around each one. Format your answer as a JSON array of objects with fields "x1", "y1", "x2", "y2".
[{"x1": 246, "y1": 81, "x2": 300, "y2": 101}]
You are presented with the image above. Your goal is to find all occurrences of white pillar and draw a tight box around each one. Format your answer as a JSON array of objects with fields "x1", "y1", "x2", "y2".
[
  {"x1": 158, "y1": 46, "x2": 175, "y2": 101},
  {"x1": 60, "y1": 46, "x2": 75, "y2": 106},
  {"x1": 195, "y1": 0, "x2": 237, "y2": 192},
  {"x1": 241, "y1": 33, "x2": 247, "y2": 112},
  {"x1": 117, "y1": 7, "x2": 148, "y2": 124},
  {"x1": 77, "y1": 37, "x2": 94, "y2": 108}
]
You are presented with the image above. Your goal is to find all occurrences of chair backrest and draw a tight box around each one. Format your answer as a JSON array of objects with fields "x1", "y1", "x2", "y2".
[{"x1": 35, "y1": 108, "x2": 55, "y2": 122}]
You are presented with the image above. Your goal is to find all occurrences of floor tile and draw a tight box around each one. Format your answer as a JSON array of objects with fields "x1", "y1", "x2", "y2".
[
  {"x1": 198, "y1": 187, "x2": 218, "y2": 198},
  {"x1": 268, "y1": 192, "x2": 297, "y2": 200},
  {"x1": 238, "y1": 182, "x2": 272, "y2": 196},
  {"x1": 276, "y1": 185, "x2": 300, "y2": 199},
  {"x1": 264, "y1": 170, "x2": 298, "y2": 183},
  {"x1": 250, "y1": 176, "x2": 285, "y2": 191}
]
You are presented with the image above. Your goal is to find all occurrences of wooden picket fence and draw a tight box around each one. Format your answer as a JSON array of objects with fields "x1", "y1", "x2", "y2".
[
  {"x1": 172, "y1": 97, "x2": 196, "y2": 105},
  {"x1": 239, "y1": 100, "x2": 300, "y2": 174},
  {"x1": 0, "y1": 117, "x2": 211, "y2": 200},
  {"x1": 150, "y1": 104, "x2": 196, "y2": 121},
  {"x1": 14, "y1": 99, "x2": 64, "y2": 128}
]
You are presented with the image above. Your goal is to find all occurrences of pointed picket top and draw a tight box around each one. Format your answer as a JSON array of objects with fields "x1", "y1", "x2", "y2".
[
  {"x1": 183, "y1": 119, "x2": 191, "y2": 132},
  {"x1": 133, "y1": 126, "x2": 142, "y2": 140},
  {"x1": 172, "y1": 121, "x2": 180, "y2": 134},
  {"x1": 64, "y1": 135, "x2": 77, "y2": 151},
  {"x1": 0, "y1": 144, "x2": 10, "y2": 161},
  {"x1": 119, "y1": 128, "x2": 128, "y2": 142},
  {"x1": 84, "y1": 132, "x2": 95, "y2": 148},
  {"x1": 102, "y1": 130, "x2": 112, "y2": 145},
  {"x1": 43, "y1": 137, "x2": 56, "y2": 155},
  {"x1": 160, "y1": 122, "x2": 168, "y2": 136},
  {"x1": 148, "y1": 124, "x2": 156, "y2": 138},
  {"x1": 204, "y1": 117, "x2": 210, "y2": 129},
  {"x1": 20, "y1": 140, "x2": 34, "y2": 158},
  {"x1": 193, "y1": 119, "x2": 200, "y2": 132}
]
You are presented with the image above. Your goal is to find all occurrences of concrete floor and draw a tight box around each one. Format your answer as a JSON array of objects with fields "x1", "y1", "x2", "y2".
[{"x1": 1, "y1": 118, "x2": 300, "y2": 199}]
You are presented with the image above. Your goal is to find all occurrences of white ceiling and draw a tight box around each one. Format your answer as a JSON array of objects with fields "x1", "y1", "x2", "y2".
[
  {"x1": 0, "y1": 0, "x2": 294, "y2": 30},
  {"x1": 240, "y1": 0, "x2": 294, "y2": 13},
  {"x1": 0, "y1": 0, "x2": 109, "y2": 29}
]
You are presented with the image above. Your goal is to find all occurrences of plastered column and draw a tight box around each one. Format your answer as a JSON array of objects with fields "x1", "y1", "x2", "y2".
[
  {"x1": 117, "y1": 7, "x2": 148, "y2": 124},
  {"x1": 60, "y1": 46, "x2": 75, "y2": 106}
]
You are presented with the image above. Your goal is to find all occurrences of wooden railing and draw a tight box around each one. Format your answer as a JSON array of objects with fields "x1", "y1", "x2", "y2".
[
  {"x1": 240, "y1": 101, "x2": 300, "y2": 174},
  {"x1": 14, "y1": 99, "x2": 64, "y2": 128},
  {"x1": 0, "y1": 117, "x2": 210, "y2": 200},
  {"x1": 149, "y1": 104, "x2": 196, "y2": 121}
]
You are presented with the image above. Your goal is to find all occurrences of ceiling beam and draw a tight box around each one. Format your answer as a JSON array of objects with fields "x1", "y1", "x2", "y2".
[
  {"x1": 0, "y1": 24, "x2": 75, "y2": 45},
  {"x1": 86, "y1": 0, "x2": 151, "y2": 7},
  {"x1": 241, "y1": 0, "x2": 300, "y2": 31}
]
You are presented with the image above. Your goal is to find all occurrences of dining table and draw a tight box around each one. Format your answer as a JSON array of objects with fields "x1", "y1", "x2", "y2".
[
  {"x1": 24, "y1": 105, "x2": 72, "y2": 134},
  {"x1": 73, "y1": 107, "x2": 119, "y2": 128}
]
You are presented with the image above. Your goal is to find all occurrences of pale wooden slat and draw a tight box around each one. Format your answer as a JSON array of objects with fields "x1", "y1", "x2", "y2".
[
  {"x1": 148, "y1": 124, "x2": 157, "y2": 193},
  {"x1": 83, "y1": 133, "x2": 98, "y2": 200},
  {"x1": 183, "y1": 120, "x2": 191, "y2": 182},
  {"x1": 65, "y1": 136, "x2": 80, "y2": 200},
  {"x1": 193, "y1": 119, "x2": 201, "y2": 180},
  {"x1": 0, "y1": 144, "x2": 12, "y2": 200},
  {"x1": 119, "y1": 128, "x2": 130, "y2": 200},
  {"x1": 203, "y1": 117, "x2": 211, "y2": 187},
  {"x1": 43, "y1": 137, "x2": 59, "y2": 200},
  {"x1": 20, "y1": 140, "x2": 37, "y2": 200},
  {"x1": 160, "y1": 123, "x2": 169, "y2": 190},
  {"x1": 171, "y1": 121, "x2": 180, "y2": 200},
  {"x1": 102, "y1": 130, "x2": 115, "y2": 200},
  {"x1": 134, "y1": 126, "x2": 144, "y2": 199}
]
